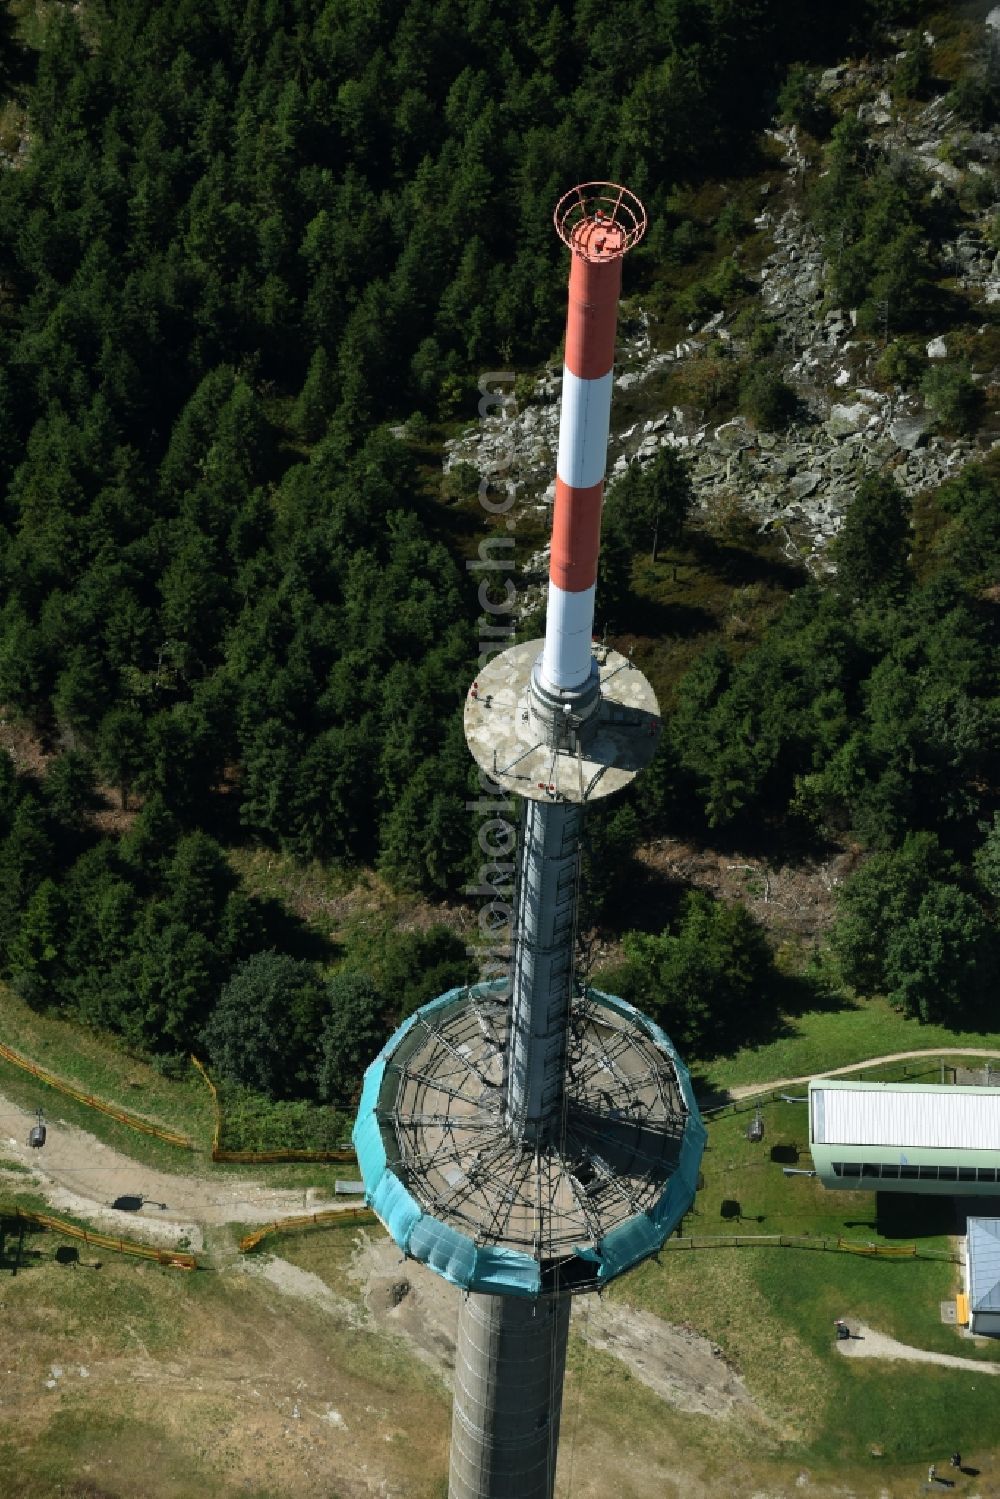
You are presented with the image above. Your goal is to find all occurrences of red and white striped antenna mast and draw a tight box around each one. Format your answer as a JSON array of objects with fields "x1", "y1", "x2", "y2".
[{"x1": 542, "y1": 182, "x2": 647, "y2": 694}]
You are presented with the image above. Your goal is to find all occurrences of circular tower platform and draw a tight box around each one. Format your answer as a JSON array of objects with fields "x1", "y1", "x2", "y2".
[
  {"x1": 353, "y1": 982, "x2": 706, "y2": 1297},
  {"x1": 464, "y1": 641, "x2": 660, "y2": 805}
]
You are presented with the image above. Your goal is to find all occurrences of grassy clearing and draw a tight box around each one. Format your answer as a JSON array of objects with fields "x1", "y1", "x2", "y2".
[
  {"x1": 616, "y1": 1088, "x2": 1000, "y2": 1488},
  {"x1": 226, "y1": 846, "x2": 359, "y2": 950},
  {"x1": 696, "y1": 994, "x2": 1000, "y2": 1094},
  {"x1": 0, "y1": 1219, "x2": 450, "y2": 1499},
  {"x1": 1, "y1": 1414, "x2": 288, "y2": 1499},
  {"x1": 0, "y1": 985, "x2": 354, "y2": 1190},
  {"x1": 0, "y1": 98, "x2": 25, "y2": 155},
  {"x1": 0, "y1": 982, "x2": 214, "y2": 1144},
  {"x1": 259, "y1": 1214, "x2": 373, "y2": 1304},
  {"x1": 9, "y1": 0, "x2": 59, "y2": 52},
  {"x1": 603, "y1": 1045, "x2": 1000, "y2": 1484},
  {"x1": 622, "y1": 527, "x2": 802, "y2": 709},
  {"x1": 623, "y1": 1243, "x2": 1000, "y2": 1483},
  {"x1": 229, "y1": 845, "x2": 466, "y2": 948},
  {"x1": 0, "y1": 1042, "x2": 217, "y2": 1177},
  {"x1": 689, "y1": 1094, "x2": 995, "y2": 1267},
  {"x1": 4, "y1": 1080, "x2": 1000, "y2": 1496},
  {"x1": 557, "y1": 1333, "x2": 749, "y2": 1499}
]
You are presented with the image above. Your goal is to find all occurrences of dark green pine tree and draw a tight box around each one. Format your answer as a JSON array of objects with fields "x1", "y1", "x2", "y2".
[
  {"x1": 832, "y1": 476, "x2": 911, "y2": 602},
  {"x1": 293, "y1": 345, "x2": 335, "y2": 442}
]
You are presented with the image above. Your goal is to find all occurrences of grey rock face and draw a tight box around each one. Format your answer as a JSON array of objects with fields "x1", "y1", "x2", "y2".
[
  {"x1": 442, "y1": 65, "x2": 1000, "y2": 586},
  {"x1": 788, "y1": 472, "x2": 822, "y2": 499},
  {"x1": 890, "y1": 414, "x2": 930, "y2": 452},
  {"x1": 827, "y1": 402, "x2": 873, "y2": 437}
]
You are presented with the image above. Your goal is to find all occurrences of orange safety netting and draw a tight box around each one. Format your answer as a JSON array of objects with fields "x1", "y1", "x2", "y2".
[
  {"x1": 1, "y1": 1203, "x2": 196, "y2": 1270},
  {"x1": 239, "y1": 1205, "x2": 376, "y2": 1254},
  {"x1": 190, "y1": 1055, "x2": 355, "y2": 1165},
  {"x1": 0, "y1": 1042, "x2": 193, "y2": 1149}
]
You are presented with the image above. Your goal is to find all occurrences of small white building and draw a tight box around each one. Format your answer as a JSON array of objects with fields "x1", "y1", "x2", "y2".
[
  {"x1": 966, "y1": 1218, "x2": 1000, "y2": 1338},
  {"x1": 809, "y1": 1079, "x2": 1000, "y2": 1194}
]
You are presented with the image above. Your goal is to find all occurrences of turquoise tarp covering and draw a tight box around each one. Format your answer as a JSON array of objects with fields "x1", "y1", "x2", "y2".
[
  {"x1": 408, "y1": 1216, "x2": 478, "y2": 1288},
  {"x1": 376, "y1": 1008, "x2": 420, "y2": 1056},
  {"x1": 352, "y1": 1109, "x2": 386, "y2": 1186},
  {"x1": 472, "y1": 1244, "x2": 542, "y2": 1296},
  {"x1": 596, "y1": 1216, "x2": 661, "y2": 1281},
  {"x1": 352, "y1": 1052, "x2": 388, "y2": 1186},
  {"x1": 413, "y1": 985, "x2": 465, "y2": 1019},
  {"x1": 357, "y1": 1055, "x2": 385, "y2": 1117},
  {"x1": 371, "y1": 1171, "x2": 423, "y2": 1247}
]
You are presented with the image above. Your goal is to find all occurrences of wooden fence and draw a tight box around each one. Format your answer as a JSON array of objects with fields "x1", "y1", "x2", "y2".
[
  {"x1": 663, "y1": 1232, "x2": 959, "y2": 1262},
  {"x1": 239, "y1": 1205, "x2": 376, "y2": 1254},
  {"x1": 0, "y1": 1041, "x2": 354, "y2": 1166}
]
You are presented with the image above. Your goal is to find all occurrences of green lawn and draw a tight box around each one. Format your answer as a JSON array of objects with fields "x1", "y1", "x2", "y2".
[
  {"x1": 685, "y1": 1094, "x2": 994, "y2": 1269},
  {"x1": 226, "y1": 845, "x2": 357, "y2": 949},
  {"x1": 0, "y1": 985, "x2": 351, "y2": 1190},
  {"x1": 612, "y1": 1082, "x2": 1000, "y2": 1485},
  {"x1": 697, "y1": 994, "x2": 1000, "y2": 1094},
  {"x1": 0, "y1": 982, "x2": 214, "y2": 1164},
  {"x1": 623, "y1": 1244, "x2": 1000, "y2": 1475}
]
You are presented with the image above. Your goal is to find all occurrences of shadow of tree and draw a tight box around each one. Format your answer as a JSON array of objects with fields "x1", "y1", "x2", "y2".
[{"x1": 684, "y1": 530, "x2": 807, "y2": 591}]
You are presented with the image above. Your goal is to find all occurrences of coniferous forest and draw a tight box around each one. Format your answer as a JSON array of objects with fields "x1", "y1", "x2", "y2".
[{"x1": 0, "y1": 0, "x2": 997, "y2": 1107}]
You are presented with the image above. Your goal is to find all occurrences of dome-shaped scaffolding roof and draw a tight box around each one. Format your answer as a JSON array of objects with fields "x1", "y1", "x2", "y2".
[{"x1": 353, "y1": 982, "x2": 705, "y2": 1297}]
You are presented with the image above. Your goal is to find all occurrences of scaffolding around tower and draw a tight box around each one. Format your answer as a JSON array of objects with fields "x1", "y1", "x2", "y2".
[{"x1": 353, "y1": 982, "x2": 705, "y2": 1297}]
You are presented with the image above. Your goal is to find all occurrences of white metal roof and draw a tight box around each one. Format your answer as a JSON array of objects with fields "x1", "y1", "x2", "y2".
[{"x1": 811, "y1": 1085, "x2": 1000, "y2": 1151}]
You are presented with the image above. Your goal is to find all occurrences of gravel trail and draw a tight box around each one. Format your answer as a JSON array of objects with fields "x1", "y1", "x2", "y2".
[
  {"x1": 0, "y1": 1085, "x2": 348, "y2": 1246},
  {"x1": 721, "y1": 1048, "x2": 1000, "y2": 1103},
  {"x1": 837, "y1": 1322, "x2": 1000, "y2": 1375}
]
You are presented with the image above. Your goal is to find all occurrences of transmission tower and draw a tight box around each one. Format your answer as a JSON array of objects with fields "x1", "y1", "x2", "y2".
[{"x1": 354, "y1": 182, "x2": 706, "y2": 1499}]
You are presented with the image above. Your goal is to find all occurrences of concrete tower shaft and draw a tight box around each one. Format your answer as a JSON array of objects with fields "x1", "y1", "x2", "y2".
[
  {"x1": 505, "y1": 799, "x2": 582, "y2": 1144},
  {"x1": 450, "y1": 1292, "x2": 571, "y2": 1499}
]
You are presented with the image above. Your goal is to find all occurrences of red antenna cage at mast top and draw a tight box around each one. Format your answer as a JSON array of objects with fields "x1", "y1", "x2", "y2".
[{"x1": 553, "y1": 181, "x2": 647, "y2": 263}]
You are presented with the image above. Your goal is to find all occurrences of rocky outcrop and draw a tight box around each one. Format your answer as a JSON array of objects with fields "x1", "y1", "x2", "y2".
[{"x1": 445, "y1": 53, "x2": 1000, "y2": 579}]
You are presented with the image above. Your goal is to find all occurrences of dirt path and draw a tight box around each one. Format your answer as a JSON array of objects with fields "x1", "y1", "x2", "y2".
[
  {"x1": 6, "y1": 1046, "x2": 1000, "y2": 1251},
  {"x1": 0, "y1": 1085, "x2": 350, "y2": 1248},
  {"x1": 837, "y1": 1322, "x2": 1000, "y2": 1375},
  {"x1": 348, "y1": 1234, "x2": 759, "y2": 1422},
  {"x1": 723, "y1": 1049, "x2": 1000, "y2": 1102}
]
